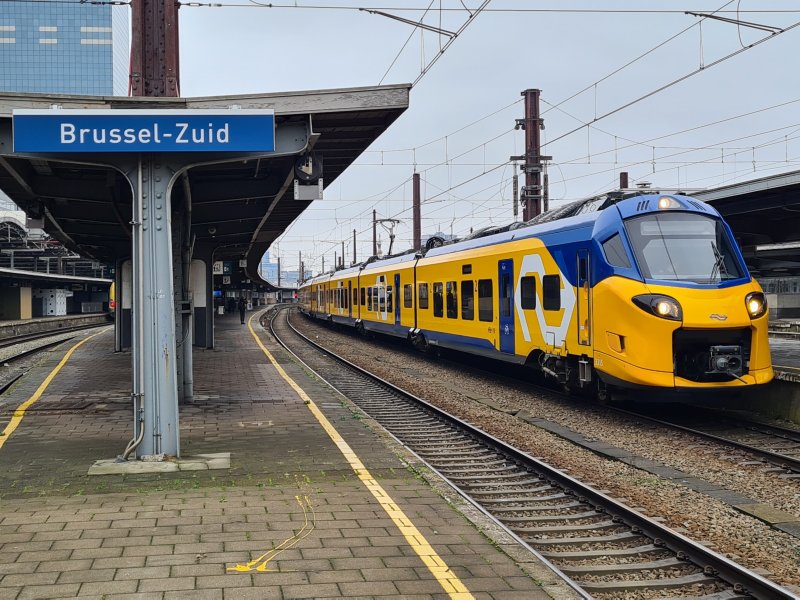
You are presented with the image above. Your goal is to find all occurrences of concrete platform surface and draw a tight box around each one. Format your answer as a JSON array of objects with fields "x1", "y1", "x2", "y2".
[
  {"x1": 769, "y1": 337, "x2": 800, "y2": 381},
  {"x1": 0, "y1": 309, "x2": 575, "y2": 599}
]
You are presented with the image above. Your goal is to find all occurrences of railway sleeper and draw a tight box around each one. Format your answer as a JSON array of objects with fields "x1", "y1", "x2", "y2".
[
  {"x1": 539, "y1": 543, "x2": 664, "y2": 560},
  {"x1": 500, "y1": 510, "x2": 605, "y2": 524},
  {"x1": 527, "y1": 531, "x2": 645, "y2": 546},
  {"x1": 394, "y1": 428, "x2": 459, "y2": 437},
  {"x1": 428, "y1": 457, "x2": 511, "y2": 468},
  {"x1": 576, "y1": 571, "x2": 719, "y2": 592},
  {"x1": 512, "y1": 520, "x2": 621, "y2": 533},
  {"x1": 557, "y1": 556, "x2": 685, "y2": 574},
  {"x1": 489, "y1": 500, "x2": 582, "y2": 512},
  {"x1": 453, "y1": 472, "x2": 543, "y2": 483},
  {"x1": 466, "y1": 488, "x2": 563, "y2": 498},
  {"x1": 435, "y1": 464, "x2": 520, "y2": 475}
]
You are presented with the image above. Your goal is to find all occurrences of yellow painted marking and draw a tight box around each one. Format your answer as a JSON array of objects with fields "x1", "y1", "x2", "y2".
[
  {"x1": 227, "y1": 495, "x2": 316, "y2": 573},
  {"x1": 247, "y1": 313, "x2": 475, "y2": 599},
  {"x1": 0, "y1": 329, "x2": 108, "y2": 450}
]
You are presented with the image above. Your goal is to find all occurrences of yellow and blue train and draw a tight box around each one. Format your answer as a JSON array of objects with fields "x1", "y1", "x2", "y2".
[{"x1": 299, "y1": 193, "x2": 772, "y2": 397}]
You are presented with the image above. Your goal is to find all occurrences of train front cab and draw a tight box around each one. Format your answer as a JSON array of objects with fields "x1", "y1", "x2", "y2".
[{"x1": 590, "y1": 195, "x2": 772, "y2": 394}]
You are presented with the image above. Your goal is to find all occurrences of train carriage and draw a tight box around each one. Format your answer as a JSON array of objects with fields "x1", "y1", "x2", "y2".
[
  {"x1": 358, "y1": 252, "x2": 417, "y2": 337},
  {"x1": 328, "y1": 265, "x2": 361, "y2": 327},
  {"x1": 298, "y1": 193, "x2": 772, "y2": 396}
]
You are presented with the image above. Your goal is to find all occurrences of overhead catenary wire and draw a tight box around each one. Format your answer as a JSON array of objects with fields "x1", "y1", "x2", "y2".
[{"x1": 543, "y1": 18, "x2": 800, "y2": 149}]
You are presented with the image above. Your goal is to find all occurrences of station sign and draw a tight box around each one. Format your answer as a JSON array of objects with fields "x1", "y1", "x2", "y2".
[{"x1": 12, "y1": 109, "x2": 275, "y2": 153}]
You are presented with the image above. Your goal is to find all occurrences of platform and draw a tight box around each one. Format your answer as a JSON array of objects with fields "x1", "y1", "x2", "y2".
[
  {"x1": 0, "y1": 309, "x2": 576, "y2": 599},
  {"x1": 769, "y1": 336, "x2": 800, "y2": 383},
  {"x1": 0, "y1": 312, "x2": 110, "y2": 340}
]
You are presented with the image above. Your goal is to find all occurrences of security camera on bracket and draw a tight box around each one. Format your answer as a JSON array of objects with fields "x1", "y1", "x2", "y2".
[{"x1": 293, "y1": 153, "x2": 323, "y2": 201}]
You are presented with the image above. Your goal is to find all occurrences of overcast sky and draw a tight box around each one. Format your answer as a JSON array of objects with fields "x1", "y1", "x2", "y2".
[{"x1": 178, "y1": 1, "x2": 800, "y2": 276}]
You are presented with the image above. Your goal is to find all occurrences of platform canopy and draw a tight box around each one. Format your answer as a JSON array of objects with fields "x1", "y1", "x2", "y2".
[
  {"x1": 0, "y1": 84, "x2": 410, "y2": 281},
  {"x1": 696, "y1": 169, "x2": 800, "y2": 277}
]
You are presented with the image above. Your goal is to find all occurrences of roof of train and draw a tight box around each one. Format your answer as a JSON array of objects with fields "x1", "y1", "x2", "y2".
[{"x1": 298, "y1": 193, "x2": 718, "y2": 287}]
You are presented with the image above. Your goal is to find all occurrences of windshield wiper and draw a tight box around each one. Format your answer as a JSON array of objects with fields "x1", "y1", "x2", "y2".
[{"x1": 709, "y1": 241, "x2": 727, "y2": 282}]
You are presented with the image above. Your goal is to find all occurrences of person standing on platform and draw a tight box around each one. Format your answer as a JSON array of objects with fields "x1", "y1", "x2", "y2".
[{"x1": 238, "y1": 297, "x2": 247, "y2": 324}]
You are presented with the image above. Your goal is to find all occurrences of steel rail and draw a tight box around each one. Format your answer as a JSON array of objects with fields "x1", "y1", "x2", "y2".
[
  {"x1": 0, "y1": 322, "x2": 108, "y2": 350},
  {"x1": 273, "y1": 307, "x2": 796, "y2": 600},
  {"x1": 610, "y1": 407, "x2": 800, "y2": 474}
]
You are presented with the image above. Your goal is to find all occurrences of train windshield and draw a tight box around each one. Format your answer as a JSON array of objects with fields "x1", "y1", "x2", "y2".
[{"x1": 623, "y1": 212, "x2": 745, "y2": 283}]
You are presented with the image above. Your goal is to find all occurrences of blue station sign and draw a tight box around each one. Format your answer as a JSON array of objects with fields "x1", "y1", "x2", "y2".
[{"x1": 12, "y1": 109, "x2": 276, "y2": 153}]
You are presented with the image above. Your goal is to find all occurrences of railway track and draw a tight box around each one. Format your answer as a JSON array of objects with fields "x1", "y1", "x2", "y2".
[
  {"x1": 270, "y1": 307, "x2": 794, "y2": 600},
  {"x1": 0, "y1": 322, "x2": 107, "y2": 351},
  {"x1": 0, "y1": 324, "x2": 108, "y2": 395},
  {"x1": 614, "y1": 407, "x2": 800, "y2": 476}
]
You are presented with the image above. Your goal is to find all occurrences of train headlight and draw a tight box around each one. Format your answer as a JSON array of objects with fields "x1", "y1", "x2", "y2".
[
  {"x1": 658, "y1": 196, "x2": 681, "y2": 209},
  {"x1": 633, "y1": 294, "x2": 682, "y2": 321},
  {"x1": 745, "y1": 292, "x2": 767, "y2": 319}
]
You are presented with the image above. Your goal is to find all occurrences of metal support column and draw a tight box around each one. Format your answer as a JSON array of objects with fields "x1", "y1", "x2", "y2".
[{"x1": 128, "y1": 156, "x2": 180, "y2": 457}]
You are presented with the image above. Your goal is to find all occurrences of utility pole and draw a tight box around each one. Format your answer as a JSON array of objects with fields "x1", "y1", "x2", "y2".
[
  {"x1": 511, "y1": 89, "x2": 551, "y2": 221},
  {"x1": 129, "y1": 0, "x2": 180, "y2": 97},
  {"x1": 620, "y1": 171, "x2": 629, "y2": 189},
  {"x1": 277, "y1": 256, "x2": 281, "y2": 286},
  {"x1": 298, "y1": 251, "x2": 302, "y2": 282},
  {"x1": 512, "y1": 170, "x2": 519, "y2": 219},
  {"x1": 341, "y1": 241, "x2": 345, "y2": 269},
  {"x1": 412, "y1": 172, "x2": 421, "y2": 250},
  {"x1": 334, "y1": 252, "x2": 338, "y2": 271},
  {"x1": 372, "y1": 209, "x2": 377, "y2": 256},
  {"x1": 352, "y1": 229, "x2": 356, "y2": 265},
  {"x1": 322, "y1": 256, "x2": 325, "y2": 273}
]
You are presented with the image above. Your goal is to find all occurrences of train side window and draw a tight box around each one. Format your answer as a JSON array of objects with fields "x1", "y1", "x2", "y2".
[
  {"x1": 419, "y1": 283, "x2": 429, "y2": 309},
  {"x1": 446, "y1": 281, "x2": 458, "y2": 319},
  {"x1": 367, "y1": 287, "x2": 373, "y2": 311},
  {"x1": 543, "y1": 275, "x2": 561, "y2": 310},
  {"x1": 433, "y1": 282, "x2": 444, "y2": 317},
  {"x1": 478, "y1": 279, "x2": 493, "y2": 321},
  {"x1": 461, "y1": 280, "x2": 474, "y2": 320},
  {"x1": 344, "y1": 288, "x2": 349, "y2": 309},
  {"x1": 500, "y1": 275, "x2": 511, "y2": 318},
  {"x1": 378, "y1": 287, "x2": 385, "y2": 312},
  {"x1": 361, "y1": 287, "x2": 366, "y2": 306},
  {"x1": 353, "y1": 288, "x2": 358, "y2": 306},
  {"x1": 521, "y1": 276, "x2": 536, "y2": 309},
  {"x1": 602, "y1": 234, "x2": 631, "y2": 268},
  {"x1": 387, "y1": 286, "x2": 393, "y2": 312},
  {"x1": 404, "y1": 284, "x2": 412, "y2": 308}
]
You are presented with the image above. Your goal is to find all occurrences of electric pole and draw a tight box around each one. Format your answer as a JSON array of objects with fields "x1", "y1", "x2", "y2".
[
  {"x1": 372, "y1": 210, "x2": 377, "y2": 256},
  {"x1": 511, "y1": 89, "x2": 551, "y2": 221},
  {"x1": 412, "y1": 172, "x2": 421, "y2": 250}
]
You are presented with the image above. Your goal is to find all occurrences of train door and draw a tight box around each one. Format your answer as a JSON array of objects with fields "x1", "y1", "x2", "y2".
[
  {"x1": 498, "y1": 259, "x2": 515, "y2": 353},
  {"x1": 577, "y1": 249, "x2": 591, "y2": 346},
  {"x1": 394, "y1": 274, "x2": 401, "y2": 326},
  {"x1": 348, "y1": 281, "x2": 352, "y2": 318}
]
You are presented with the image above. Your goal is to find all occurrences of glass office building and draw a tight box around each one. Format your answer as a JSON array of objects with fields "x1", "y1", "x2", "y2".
[{"x1": 0, "y1": 2, "x2": 129, "y2": 96}]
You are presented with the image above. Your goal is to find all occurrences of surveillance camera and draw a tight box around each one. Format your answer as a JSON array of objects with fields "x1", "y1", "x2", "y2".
[{"x1": 208, "y1": 226, "x2": 217, "y2": 235}]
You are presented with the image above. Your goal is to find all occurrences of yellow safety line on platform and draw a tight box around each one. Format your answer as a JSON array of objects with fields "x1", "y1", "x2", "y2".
[
  {"x1": 247, "y1": 313, "x2": 474, "y2": 599},
  {"x1": 0, "y1": 329, "x2": 108, "y2": 451}
]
